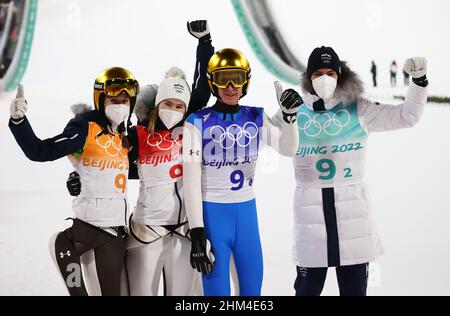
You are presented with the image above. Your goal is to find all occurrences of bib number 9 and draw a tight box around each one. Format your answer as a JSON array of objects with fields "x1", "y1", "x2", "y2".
[
  {"x1": 316, "y1": 159, "x2": 353, "y2": 180},
  {"x1": 115, "y1": 174, "x2": 127, "y2": 193},
  {"x1": 316, "y1": 159, "x2": 336, "y2": 180},
  {"x1": 230, "y1": 170, "x2": 244, "y2": 191}
]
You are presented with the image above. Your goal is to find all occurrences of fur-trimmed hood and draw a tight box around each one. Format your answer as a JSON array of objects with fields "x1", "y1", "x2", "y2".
[
  {"x1": 70, "y1": 103, "x2": 110, "y2": 129},
  {"x1": 71, "y1": 103, "x2": 93, "y2": 116},
  {"x1": 135, "y1": 67, "x2": 189, "y2": 123},
  {"x1": 134, "y1": 84, "x2": 158, "y2": 123},
  {"x1": 301, "y1": 61, "x2": 364, "y2": 108}
]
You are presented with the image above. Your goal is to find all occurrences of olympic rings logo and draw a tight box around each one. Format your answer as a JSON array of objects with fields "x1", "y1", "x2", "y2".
[
  {"x1": 147, "y1": 132, "x2": 182, "y2": 151},
  {"x1": 208, "y1": 122, "x2": 259, "y2": 149},
  {"x1": 297, "y1": 110, "x2": 351, "y2": 137},
  {"x1": 95, "y1": 134, "x2": 127, "y2": 159}
]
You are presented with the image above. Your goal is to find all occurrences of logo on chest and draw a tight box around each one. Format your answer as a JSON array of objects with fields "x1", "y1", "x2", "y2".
[
  {"x1": 206, "y1": 122, "x2": 259, "y2": 149},
  {"x1": 95, "y1": 133, "x2": 128, "y2": 159},
  {"x1": 146, "y1": 132, "x2": 182, "y2": 152},
  {"x1": 140, "y1": 132, "x2": 181, "y2": 167},
  {"x1": 298, "y1": 110, "x2": 351, "y2": 138}
]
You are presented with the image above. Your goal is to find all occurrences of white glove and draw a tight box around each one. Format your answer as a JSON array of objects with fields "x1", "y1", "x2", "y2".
[
  {"x1": 404, "y1": 57, "x2": 427, "y2": 78},
  {"x1": 10, "y1": 84, "x2": 28, "y2": 120},
  {"x1": 275, "y1": 81, "x2": 302, "y2": 123},
  {"x1": 187, "y1": 20, "x2": 210, "y2": 40}
]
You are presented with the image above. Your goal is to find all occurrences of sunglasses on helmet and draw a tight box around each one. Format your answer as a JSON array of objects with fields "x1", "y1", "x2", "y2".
[
  {"x1": 209, "y1": 69, "x2": 249, "y2": 89},
  {"x1": 96, "y1": 79, "x2": 139, "y2": 98}
]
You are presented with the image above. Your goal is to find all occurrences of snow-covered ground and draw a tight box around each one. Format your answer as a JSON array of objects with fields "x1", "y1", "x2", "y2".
[{"x1": 1, "y1": 0, "x2": 449, "y2": 296}]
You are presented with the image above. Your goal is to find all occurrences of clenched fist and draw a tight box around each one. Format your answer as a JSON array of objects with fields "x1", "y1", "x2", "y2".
[
  {"x1": 404, "y1": 57, "x2": 427, "y2": 79},
  {"x1": 187, "y1": 20, "x2": 211, "y2": 43}
]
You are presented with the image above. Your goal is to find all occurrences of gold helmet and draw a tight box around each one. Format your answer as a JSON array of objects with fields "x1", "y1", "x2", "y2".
[
  {"x1": 93, "y1": 67, "x2": 140, "y2": 112},
  {"x1": 207, "y1": 48, "x2": 251, "y2": 97}
]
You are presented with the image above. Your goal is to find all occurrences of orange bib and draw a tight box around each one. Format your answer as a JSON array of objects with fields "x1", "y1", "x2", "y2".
[{"x1": 69, "y1": 122, "x2": 129, "y2": 198}]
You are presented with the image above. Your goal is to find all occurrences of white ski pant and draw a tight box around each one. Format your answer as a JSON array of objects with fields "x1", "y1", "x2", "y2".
[{"x1": 125, "y1": 233, "x2": 202, "y2": 296}]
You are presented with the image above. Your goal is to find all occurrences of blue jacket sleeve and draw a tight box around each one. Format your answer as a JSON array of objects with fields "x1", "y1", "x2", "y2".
[
  {"x1": 187, "y1": 41, "x2": 215, "y2": 116},
  {"x1": 9, "y1": 116, "x2": 88, "y2": 162}
]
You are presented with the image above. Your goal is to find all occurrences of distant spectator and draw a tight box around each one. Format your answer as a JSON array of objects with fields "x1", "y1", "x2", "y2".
[
  {"x1": 370, "y1": 61, "x2": 377, "y2": 87},
  {"x1": 403, "y1": 63, "x2": 410, "y2": 86},
  {"x1": 390, "y1": 60, "x2": 398, "y2": 87}
]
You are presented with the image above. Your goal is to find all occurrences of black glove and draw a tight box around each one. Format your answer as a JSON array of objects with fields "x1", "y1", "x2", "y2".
[
  {"x1": 275, "y1": 81, "x2": 302, "y2": 123},
  {"x1": 66, "y1": 171, "x2": 81, "y2": 197},
  {"x1": 404, "y1": 57, "x2": 428, "y2": 87},
  {"x1": 187, "y1": 20, "x2": 211, "y2": 44},
  {"x1": 412, "y1": 75, "x2": 429, "y2": 88},
  {"x1": 190, "y1": 227, "x2": 214, "y2": 275}
]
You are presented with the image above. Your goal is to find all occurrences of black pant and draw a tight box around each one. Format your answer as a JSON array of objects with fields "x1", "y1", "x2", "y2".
[
  {"x1": 54, "y1": 219, "x2": 127, "y2": 296},
  {"x1": 294, "y1": 263, "x2": 369, "y2": 296}
]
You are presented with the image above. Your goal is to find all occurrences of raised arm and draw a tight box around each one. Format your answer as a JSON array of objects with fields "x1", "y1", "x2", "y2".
[
  {"x1": 186, "y1": 20, "x2": 215, "y2": 116},
  {"x1": 358, "y1": 57, "x2": 428, "y2": 133},
  {"x1": 260, "y1": 82, "x2": 301, "y2": 157},
  {"x1": 262, "y1": 111, "x2": 298, "y2": 157},
  {"x1": 9, "y1": 85, "x2": 88, "y2": 162}
]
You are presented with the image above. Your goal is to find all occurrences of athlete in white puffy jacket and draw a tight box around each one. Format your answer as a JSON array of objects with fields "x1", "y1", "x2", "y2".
[{"x1": 273, "y1": 46, "x2": 428, "y2": 296}]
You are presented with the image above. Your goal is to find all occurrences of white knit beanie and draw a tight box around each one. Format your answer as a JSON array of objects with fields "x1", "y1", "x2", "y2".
[{"x1": 155, "y1": 67, "x2": 191, "y2": 108}]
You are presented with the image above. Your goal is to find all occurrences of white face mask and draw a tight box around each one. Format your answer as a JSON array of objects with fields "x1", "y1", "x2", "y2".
[
  {"x1": 312, "y1": 75, "x2": 338, "y2": 101},
  {"x1": 105, "y1": 104, "x2": 130, "y2": 129},
  {"x1": 159, "y1": 108, "x2": 184, "y2": 129}
]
